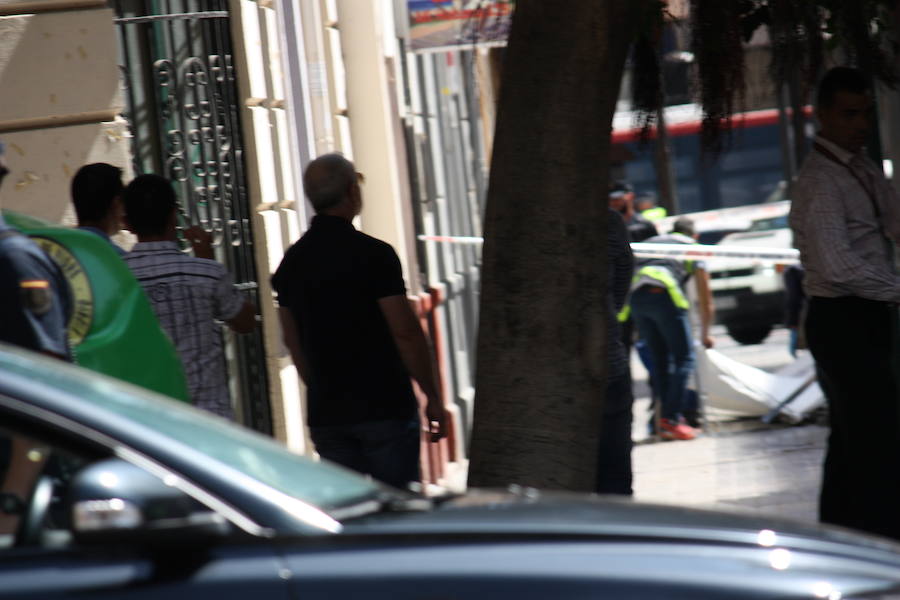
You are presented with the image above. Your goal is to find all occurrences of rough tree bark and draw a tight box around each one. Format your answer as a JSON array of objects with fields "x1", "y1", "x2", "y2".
[{"x1": 467, "y1": 1, "x2": 647, "y2": 491}]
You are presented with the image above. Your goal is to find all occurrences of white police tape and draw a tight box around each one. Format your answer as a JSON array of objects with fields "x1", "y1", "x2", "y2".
[
  {"x1": 418, "y1": 235, "x2": 484, "y2": 245},
  {"x1": 631, "y1": 242, "x2": 799, "y2": 264},
  {"x1": 417, "y1": 235, "x2": 800, "y2": 264}
]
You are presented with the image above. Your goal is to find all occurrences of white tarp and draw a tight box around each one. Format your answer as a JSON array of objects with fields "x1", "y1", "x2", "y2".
[{"x1": 696, "y1": 348, "x2": 824, "y2": 423}]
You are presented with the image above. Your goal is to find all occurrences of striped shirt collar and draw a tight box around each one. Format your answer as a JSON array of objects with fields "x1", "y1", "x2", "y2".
[
  {"x1": 814, "y1": 134, "x2": 859, "y2": 166},
  {"x1": 131, "y1": 240, "x2": 181, "y2": 252}
]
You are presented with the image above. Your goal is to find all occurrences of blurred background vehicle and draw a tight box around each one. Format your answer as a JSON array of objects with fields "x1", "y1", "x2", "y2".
[{"x1": 706, "y1": 204, "x2": 792, "y2": 345}]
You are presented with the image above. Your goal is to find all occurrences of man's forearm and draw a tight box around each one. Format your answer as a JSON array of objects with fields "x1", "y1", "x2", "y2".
[
  {"x1": 286, "y1": 337, "x2": 311, "y2": 385},
  {"x1": 278, "y1": 308, "x2": 310, "y2": 384},
  {"x1": 395, "y1": 331, "x2": 441, "y2": 401},
  {"x1": 701, "y1": 305, "x2": 714, "y2": 337}
]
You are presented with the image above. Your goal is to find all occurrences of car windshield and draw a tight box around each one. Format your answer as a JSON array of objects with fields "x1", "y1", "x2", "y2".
[
  {"x1": 0, "y1": 347, "x2": 381, "y2": 513},
  {"x1": 100, "y1": 391, "x2": 382, "y2": 511}
]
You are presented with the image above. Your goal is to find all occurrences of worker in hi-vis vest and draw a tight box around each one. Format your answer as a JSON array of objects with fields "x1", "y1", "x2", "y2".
[
  {"x1": 635, "y1": 194, "x2": 668, "y2": 222},
  {"x1": 619, "y1": 216, "x2": 714, "y2": 441}
]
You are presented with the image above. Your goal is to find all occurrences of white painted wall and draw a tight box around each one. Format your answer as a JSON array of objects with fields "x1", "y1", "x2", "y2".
[{"x1": 0, "y1": 6, "x2": 131, "y2": 222}]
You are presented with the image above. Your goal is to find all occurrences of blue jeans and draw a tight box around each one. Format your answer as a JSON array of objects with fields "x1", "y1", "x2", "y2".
[
  {"x1": 630, "y1": 287, "x2": 695, "y2": 422},
  {"x1": 310, "y1": 418, "x2": 420, "y2": 489}
]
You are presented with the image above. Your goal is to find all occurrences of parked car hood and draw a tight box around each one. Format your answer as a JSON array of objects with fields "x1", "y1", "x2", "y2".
[{"x1": 350, "y1": 488, "x2": 900, "y2": 563}]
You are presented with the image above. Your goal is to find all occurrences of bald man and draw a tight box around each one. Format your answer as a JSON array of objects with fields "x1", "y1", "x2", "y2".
[{"x1": 272, "y1": 153, "x2": 447, "y2": 490}]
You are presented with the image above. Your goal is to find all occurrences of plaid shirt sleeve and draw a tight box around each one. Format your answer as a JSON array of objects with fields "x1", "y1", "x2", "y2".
[{"x1": 213, "y1": 267, "x2": 245, "y2": 321}]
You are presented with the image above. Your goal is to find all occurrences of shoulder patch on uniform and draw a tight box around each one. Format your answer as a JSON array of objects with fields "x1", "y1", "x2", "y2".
[
  {"x1": 20, "y1": 280, "x2": 52, "y2": 315},
  {"x1": 20, "y1": 279, "x2": 49, "y2": 289},
  {"x1": 31, "y1": 236, "x2": 93, "y2": 346}
]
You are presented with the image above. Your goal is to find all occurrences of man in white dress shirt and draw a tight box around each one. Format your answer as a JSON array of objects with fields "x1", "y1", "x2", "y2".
[{"x1": 790, "y1": 66, "x2": 900, "y2": 540}]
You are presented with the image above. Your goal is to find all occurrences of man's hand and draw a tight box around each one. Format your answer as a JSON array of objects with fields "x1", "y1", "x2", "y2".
[
  {"x1": 424, "y1": 396, "x2": 449, "y2": 442},
  {"x1": 702, "y1": 334, "x2": 715, "y2": 349},
  {"x1": 184, "y1": 225, "x2": 214, "y2": 260}
]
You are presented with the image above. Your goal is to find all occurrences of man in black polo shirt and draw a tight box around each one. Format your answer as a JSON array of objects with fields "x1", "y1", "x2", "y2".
[{"x1": 272, "y1": 153, "x2": 447, "y2": 489}]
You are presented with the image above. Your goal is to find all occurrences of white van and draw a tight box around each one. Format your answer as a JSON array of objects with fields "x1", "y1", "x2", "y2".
[{"x1": 706, "y1": 207, "x2": 792, "y2": 344}]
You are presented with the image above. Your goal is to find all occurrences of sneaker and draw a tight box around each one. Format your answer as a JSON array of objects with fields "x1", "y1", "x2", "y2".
[
  {"x1": 682, "y1": 410, "x2": 701, "y2": 429},
  {"x1": 659, "y1": 418, "x2": 697, "y2": 441}
]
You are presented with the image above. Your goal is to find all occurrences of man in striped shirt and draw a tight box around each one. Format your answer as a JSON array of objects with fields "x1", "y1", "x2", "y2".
[
  {"x1": 122, "y1": 174, "x2": 255, "y2": 419},
  {"x1": 790, "y1": 67, "x2": 900, "y2": 541}
]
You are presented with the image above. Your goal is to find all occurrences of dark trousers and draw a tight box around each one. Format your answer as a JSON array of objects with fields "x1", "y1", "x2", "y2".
[
  {"x1": 596, "y1": 374, "x2": 634, "y2": 495},
  {"x1": 630, "y1": 287, "x2": 695, "y2": 422},
  {"x1": 806, "y1": 296, "x2": 900, "y2": 540},
  {"x1": 310, "y1": 418, "x2": 421, "y2": 490}
]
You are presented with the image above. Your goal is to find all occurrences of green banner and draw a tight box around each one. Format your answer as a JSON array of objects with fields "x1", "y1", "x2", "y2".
[{"x1": 4, "y1": 211, "x2": 189, "y2": 402}]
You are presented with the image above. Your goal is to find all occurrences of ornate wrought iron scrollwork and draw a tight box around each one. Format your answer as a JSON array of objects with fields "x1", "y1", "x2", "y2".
[
  {"x1": 151, "y1": 52, "x2": 243, "y2": 250},
  {"x1": 115, "y1": 4, "x2": 271, "y2": 434}
]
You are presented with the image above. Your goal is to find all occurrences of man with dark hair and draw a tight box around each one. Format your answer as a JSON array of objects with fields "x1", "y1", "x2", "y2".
[
  {"x1": 620, "y1": 216, "x2": 714, "y2": 441},
  {"x1": 609, "y1": 179, "x2": 659, "y2": 374},
  {"x1": 272, "y1": 153, "x2": 447, "y2": 489},
  {"x1": 71, "y1": 162, "x2": 125, "y2": 255},
  {"x1": 0, "y1": 141, "x2": 71, "y2": 359},
  {"x1": 789, "y1": 66, "x2": 900, "y2": 540},
  {"x1": 609, "y1": 180, "x2": 658, "y2": 243},
  {"x1": 816, "y1": 65, "x2": 870, "y2": 110},
  {"x1": 122, "y1": 174, "x2": 256, "y2": 419}
]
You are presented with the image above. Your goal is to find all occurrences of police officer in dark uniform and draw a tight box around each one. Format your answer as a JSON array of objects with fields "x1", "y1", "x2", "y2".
[
  {"x1": 0, "y1": 141, "x2": 74, "y2": 537},
  {"x1": 0, "y1": 141, "x2": 72, "y2": 359}
]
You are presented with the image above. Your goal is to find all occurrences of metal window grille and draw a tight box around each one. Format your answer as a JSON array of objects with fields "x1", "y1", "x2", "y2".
[{"x1": 114, "y1": 0, "x2": 272, "y2": 434}]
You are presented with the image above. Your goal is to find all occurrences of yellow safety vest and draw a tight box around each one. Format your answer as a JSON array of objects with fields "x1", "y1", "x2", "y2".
[
  {"x1": 642, "y1": 207, "x2": 668, "y2": 222},
  {"x1": 617, "y1": 265, "x2": 689, "y2": 322}
]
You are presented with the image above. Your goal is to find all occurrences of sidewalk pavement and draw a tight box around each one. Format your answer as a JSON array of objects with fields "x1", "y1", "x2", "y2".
[
  {"x1": 629, "y1": 327, "x2": 828, "y2": 524},
  {"x1": 632, "y1": 409, "x2": 827, "y2": 523}
]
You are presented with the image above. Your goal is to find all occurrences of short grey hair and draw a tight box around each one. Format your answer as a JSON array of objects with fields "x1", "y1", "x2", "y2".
[{"x1": 303, "y1": 153, "x2": 356, "y2": 212}]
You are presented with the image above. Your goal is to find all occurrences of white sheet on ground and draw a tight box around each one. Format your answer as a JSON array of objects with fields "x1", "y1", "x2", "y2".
[{"x1": 695, "y1": 348, "x2": 824, "y2": 423}]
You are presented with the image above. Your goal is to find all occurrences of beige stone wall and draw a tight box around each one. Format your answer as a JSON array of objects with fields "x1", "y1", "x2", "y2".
[
  {"x1": 229, "y1": 0, "x2": 312, "y2": 453},
  {"x1": 0, "y1": 4, "x2": 132, "y2": 222}
]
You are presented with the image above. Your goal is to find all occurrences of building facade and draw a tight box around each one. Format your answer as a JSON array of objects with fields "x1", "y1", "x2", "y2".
[{"x1": 0, "y1": 0, "x2": 491, "y2": 489}]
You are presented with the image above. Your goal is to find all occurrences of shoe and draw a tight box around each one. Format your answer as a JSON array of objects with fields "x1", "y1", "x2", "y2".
[
  {"x1": 659, "y1": 418, "x2": 697, "y2": 441},
  {"x1": 682, "y1": 410, "x2": 701, "y2": 429}
]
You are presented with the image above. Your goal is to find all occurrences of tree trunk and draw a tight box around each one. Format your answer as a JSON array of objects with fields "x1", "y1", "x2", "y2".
[{"x1": 467, "y1": 1, "x2": 645, "y2": 491}]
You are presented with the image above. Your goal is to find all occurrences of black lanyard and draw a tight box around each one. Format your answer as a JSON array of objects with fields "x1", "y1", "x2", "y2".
[{"x1": 813, "y1": 142, "x2": 882, "y2": 219}]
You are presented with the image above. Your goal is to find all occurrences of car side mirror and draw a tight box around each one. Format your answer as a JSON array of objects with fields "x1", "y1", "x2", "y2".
[{"x1": 68, "y1": 458, "x2": 230, "y2": 546}]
